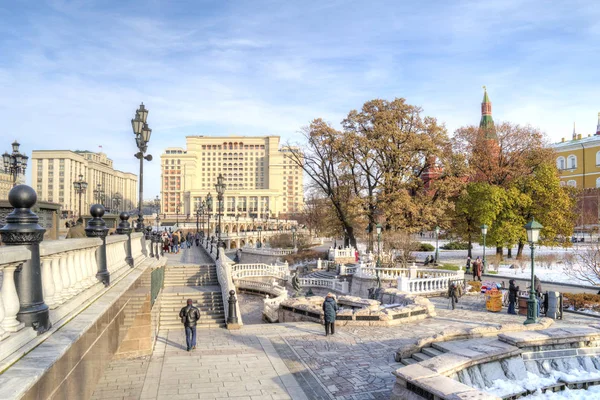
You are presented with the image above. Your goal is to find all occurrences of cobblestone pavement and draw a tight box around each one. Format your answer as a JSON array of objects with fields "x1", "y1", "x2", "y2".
[{"x1": 92, "y1": 250, "x2": 600, "y2": 400}]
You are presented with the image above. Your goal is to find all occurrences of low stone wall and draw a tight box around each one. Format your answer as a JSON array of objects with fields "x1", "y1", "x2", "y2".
[
  {"x1": 278, "y1": 293, "x2": 435, "y2": 327},
  {"x1": 349, "y1": 275, "x2": 397, "y2": 298}
]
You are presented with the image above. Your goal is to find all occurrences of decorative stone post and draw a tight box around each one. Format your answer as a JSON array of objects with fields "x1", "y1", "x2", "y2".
[
  {"x1": 116, "y1": 212, "x2": 134, "y2": 267},
  {"x1": 227, "y1": 290, "x2": 238, "y2": 325},
  {"x1": 85, "y1": 204, "x2": 110, "y2": 286},
  {"x1": 0, "y1": 185, "x2": 51, "y2": 333},
  {"x1": 146, "y1": 226, "x2": 155, "y2": 258}
]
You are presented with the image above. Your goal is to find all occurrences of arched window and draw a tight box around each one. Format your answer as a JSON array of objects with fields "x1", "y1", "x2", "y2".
[
  {"x1": 567, "y1": 180, "x2": 577, "y2": 187},
  {"x1": 567, "y1": 155, "x2": 577, "y2": 169},
  {"x1": 596, "y1": 177, "x2": 600, "y2": 188},
  {"x1": 596, "y1": 151, "x2": 600, "y2": 166},
  {"x1": 556, "y1": 157, "x2": 565, "y2": 170}
]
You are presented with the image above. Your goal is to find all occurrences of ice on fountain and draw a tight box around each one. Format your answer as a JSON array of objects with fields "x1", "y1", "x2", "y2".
[
  {"x1": 539, "y1": 360, "x2": 554, "y2": 376},
  {"x1": 480, "y1": 361, "x2": 508, "y2": 388},
  {"x1": 591, "y1": 356, "x2": 600, "y2": 370},
  {"x1": 521, "y1": 385, "x2": 600, "y2": 399},
  {"x1": 525, "y1": 360, "x2": 543, "y2": 376},
  {"x1": 563, "y1": 357, "x2": 583, "y2": 372},
  {"x1": 577, "y1": 356, "x2": 596, "y2": 372},
  {"x1": 467, "y1": 365, "x2": 486, "y2": 389},
  {"x1": 502, "y1": 357, "x2": 528, "y2": 380},
  {"x1": 457, "y1": 369, "x2": 472, "y2": 387}
]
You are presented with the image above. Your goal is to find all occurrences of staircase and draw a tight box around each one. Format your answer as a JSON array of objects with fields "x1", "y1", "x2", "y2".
[
  {"x1": 158, "y1": 264, "x2": 226, "y2": 329},
  {"x1": 400, "y1": 345, "x2": 446, "y2": 366}
]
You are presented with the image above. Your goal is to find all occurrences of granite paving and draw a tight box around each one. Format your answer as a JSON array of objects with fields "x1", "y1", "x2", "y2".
[{"x1": 91, "y1": 247, "x2": 600, "y2": 400}]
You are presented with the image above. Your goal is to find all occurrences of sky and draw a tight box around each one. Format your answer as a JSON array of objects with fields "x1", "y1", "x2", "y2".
[{"x1": 1, "y1": 0, "x2": 599, "y2": 199}]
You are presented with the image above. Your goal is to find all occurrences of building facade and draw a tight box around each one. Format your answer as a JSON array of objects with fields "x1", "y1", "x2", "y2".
[
  {"x1": 160, "y1": 136, "x2": 304, "y2": 220},
  {"x1": 31, "y1": 150, "x2": 138, "y2": 217},
  {"x1": 552, "y1": 113, "x2": 600, "y2": 189},
  {"x1": 0, "y1": 172, "x2": 12, "y2": 200}
]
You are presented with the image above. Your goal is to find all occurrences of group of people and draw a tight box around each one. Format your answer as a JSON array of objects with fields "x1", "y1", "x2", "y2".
[
  {"x1": 161, "y1": 230, "x2": 203, "y2": 254},
  {"x1": 466, "y1": 256, "x2": 483, "y2": 281}
]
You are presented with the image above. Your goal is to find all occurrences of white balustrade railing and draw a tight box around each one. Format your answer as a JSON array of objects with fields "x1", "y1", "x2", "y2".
[
  {"x1": 338, "y1": 264, "x2": 357, "y2": 275},
  {"x1": 316, "y1": 259, "x2": 336, "y2": 270},
  {"x1": 231, "y1": 263, "x2": 289, "y2": 280},
  {"x1": 241, "y1": 247, "x2": 297, "y2": 256},
  {"x1": 397, "y1": 269, "x2": 465, "y2": 295},
  {"x1": 354, "y1": 265, "x2": 410, "y2": 279},
  {"x1": 214, "y1": 248, "x2": 243, "y2": 326},
  {"x1": 263, "y1": 291, "x2": 288, "y2": 322},
  {"x1": 0, "y1": 232, "x2": 152, "y2": 348},
  {"x1": 235, "y1": 279, "x2": 286, "y2": 296},
  {"x1": 328, "y1": 246, "x2": 356, "y2": 260},
  {"x1": 299, "y1": 277, "x2": 349, "y2": 294}
]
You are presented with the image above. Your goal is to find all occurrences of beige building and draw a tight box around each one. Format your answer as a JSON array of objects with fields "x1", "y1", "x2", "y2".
[
  {"x1": 0, "y1": 172, "x2": 12, "y2": 200},
  {"x1": 31, "y1": 150, "x2": 138, "y2": 217},
  {"x1": 160, "y1": 136, "x2": 304, "y2": 220}
]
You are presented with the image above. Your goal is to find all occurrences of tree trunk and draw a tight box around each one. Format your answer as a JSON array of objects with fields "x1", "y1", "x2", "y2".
[
  {"x1": 496, "y1": 246, "x2": 502, "y2": 256},
  {"x1": 467, "y1": 235, "x2": 472, "y2": 258},
  {"x1": 517, "y1": 241, "x2": 524, "y2": 259},
  {"x1": 507, "y1": 248, "x2": 512, "y2": 259}
]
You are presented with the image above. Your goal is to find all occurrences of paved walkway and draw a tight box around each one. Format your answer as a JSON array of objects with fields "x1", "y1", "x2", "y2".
[
  {"x1": 91, "y1": 247, "x2": 600, "y2": 400},
  {"x1": 165, "y1": 244, "x2": 216, "y2": 265}
]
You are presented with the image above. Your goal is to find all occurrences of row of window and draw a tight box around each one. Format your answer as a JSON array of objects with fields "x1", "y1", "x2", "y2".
[
  {"x1": 560, "y1": 178, "x2": 600, "y2": 188},
  {"x1": 556, "y1": 152, "x2": 600, "y2": 170}
]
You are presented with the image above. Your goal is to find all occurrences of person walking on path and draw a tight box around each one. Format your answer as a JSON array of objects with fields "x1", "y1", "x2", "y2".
[
  {"x1": 448, "y1": 282, "x2": 460, "y2": 310},
  {"x1": 322, "y1": 293, "x2": 339, "y2": 336},
  {"x1": 179, "y1": 299, "x2": 200, "y2": 351},
  {"x1": 66, "y1": 217, "x2": 86, "y2": 238},
  {"x1": 172, "y1": 231, "x2": 180, "y2": 253},
  {"x1": 473, "y1": 257, "x2": 482, "y2": 281},
  {"x1": 534, "y1": 275, "x2": 543, "y2": 316},
  {"x1": 508, "y1": 279, "x2": 519, "y2": 315},
  {"x1": 465, "y1": 257, "x2": 471, "y2": 274}
]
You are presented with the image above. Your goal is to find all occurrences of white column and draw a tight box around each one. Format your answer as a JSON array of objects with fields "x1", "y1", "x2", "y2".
[
  {"x1": 41, "y1": 257, "x2": 56, "y2": 308},
  {"x1": 0, "y1": 289, "x2": 8, "y2": 340},
  {"x1": 73, "y1": 249, "x2": 84, "y2": 290},
  {"x1": 67, "y1": 251, "x2": 81, "y2": 293},
  {"x1": 85, "y1": 247, "x2": 96, "y2": 286},
  {"x1": 1, "y1": 264, "x2": 25, "y2": 332},
  {"x1": 60, "y1": 252, "x2": 73, "y2": 299}
]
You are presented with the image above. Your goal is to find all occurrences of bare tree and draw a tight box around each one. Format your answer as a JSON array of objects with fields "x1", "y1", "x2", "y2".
[
  {"x1": 564, "y1": 244, "x2": 600, "y2": 286},
  {"x1": 382, "y1": 231, "x2": 416, "y2": 267}
]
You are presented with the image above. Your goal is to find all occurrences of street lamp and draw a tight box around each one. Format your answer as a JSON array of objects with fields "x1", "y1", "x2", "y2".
[
  {"x1": 200, "y1": 200, "x2": 206, "y2": 237},
  {"x1": 264, "y1": 208, "x2": 270, "y2": 231},
  {"x1": 524, "y1": 218, "x2": 543, "y2": 325},
  {"x1": 434, "y1": 225, "x2": 440, "y2": 265},
  {"x1": 93, "y1": 184, "x2": 104, "y2": 205},
  {"x1": 215, "y1": 174, "x2": 226, "y2": 259},
  {"x1": 131, "y1": 103, "x2": 152, "y2": 232},
  {"x1": 376, "y1": 224, "x2": 383, "y2": 276},
  {"x1": 257, "y1": 226, "x2": 263, "y2": 248},
  {"x1": 2, "y1": 140, "x2": 28, "y2": 186},
  {"x1": 113, "y1": 192, "x2": 122, "y2": 214},
  {"x1": 292, "y1": 225, "x2": 297, "y2": 249},
  {"x1": 206, "y1": 193, "x2": 213, "y2": 246},
  {"x1": 195, "y1": 199, "x2": 202, "y2": 234},
  {"x1": 72, "y1": 174, "x2": 88, "y2": 218},
  {"x1": 154, "y1": 195, "x2": 160, "y2": 232},
  {"x1": 481, "y1": 224, "x2": 488, "y2": 273},
  {"x1": 176, "y1": 202, "x2": 181, "y2": 227}
]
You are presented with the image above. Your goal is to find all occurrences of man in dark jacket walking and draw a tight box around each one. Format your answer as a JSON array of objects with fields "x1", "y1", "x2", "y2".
[
  {"x1": 322, "y1": 293, "x2": 339, "y2": 336},
  {"x1": 508, "y1": 279, "x2": 519, "y2": 315},
  {"x1": 179, "y1": 299, "x2": 200, "y2": 351},
  {"x1": 66, "y1": 218, "x2": 86, "y2": 238}
]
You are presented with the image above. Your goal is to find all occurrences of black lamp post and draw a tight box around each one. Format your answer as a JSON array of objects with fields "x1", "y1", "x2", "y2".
[
  {"x1": 292, "y1": 225, "x2": 297, "y2": 249},
  {"x1": 113, "y1": 192, "x2": 122, "y2": 214},
  {"x1": 2, "y1": 141, "x2": 28, "y2": 187},
  {"x1": 206, "y1": 193, "x2": 213, "y2": 246},
  {"x1": 481, "y1": 224, "x2": 488, "y2": 273},
  {"x1": 195, "y1": 199, "x2": 201, "y2": 234},
  {"x1": 154, "y1": 195, "x2": 160, "y2": 232},
  {"x1": 524, "y1": 218, "x2": 543, "y2": 325},
  {"x1": 215, "y1": 174, "x2": 226, "y2": 259},
  {"x1": 376, "y1": 223, "x2": 382, "y2": 277},
  {"x1": 131, "y1": 103, "x2": 152, "y2": 232},
  {"x1": 257, "y1": 226, "x2": 262, "y2": 248},
  {"x1": 434, "y1": 225, "x2": 440, "y2": 265},
  {"x1": 176, "y1": 202, "x2": 180, "y2": 227},
  {"x1": 252, "y1": 217, "x2": 256, "y2": 231},
  {"x1": 264, "y1": 208, "x2": 269, "y2": 232},
  {"x1": 200, "y1": 200, "x2": 206, "y2": 238},
  {"x1": 72, "y1": 174, "x2": 88, "y2": 218}
]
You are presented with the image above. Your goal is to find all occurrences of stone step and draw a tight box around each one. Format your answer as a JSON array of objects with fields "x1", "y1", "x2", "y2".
[
  {"x1": 422, "y1": 347, "x2": 444, "y2": 358},
  {"x1": 159, "y1": 322, "x2": 226, "y2": 329},
  {"x1": 160, "y1": 316, "x2": 225, "y2": 323},
  {"x1": 161, "y1": 306, "x2": 224, "y2": 313},
  {"x1": 411, "y1": 352, "x2": 432, "y2": 362},
  {"x1": 400, "y1": 358, "x2": 418, "y2": 366}
]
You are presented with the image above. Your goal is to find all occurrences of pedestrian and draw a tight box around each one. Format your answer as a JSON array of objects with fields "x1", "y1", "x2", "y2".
[
  {"x1": 508, "y1": 279, "x2": 519, "y2": 315},
  {"x1": 195, "y1": 232, "x2": 200, "y2": 247},
  {"x1": 163, "y1": 234, "x2": 170, "y2": 253},
  {"x1": 534, "y1": 275, "x2": 543, "y2": 316},
  {"x1": 448, "y1": 282, "x2": 460, "y2": 309},
  {"x1": 322, "y1": 293, "x2": 339, "y2": 336},
  {"x1": 473, "y1": 257, "x2": 482, "y2": 281},
  {"x1": 179, "y1": 299, "x2": 200, "y2": 351},
  {"x1": 66, "y1": 218, "x2": 86, "y2": 238},
  {"x1": 172, "y1": 231, "x2": 180, "y2": 253},
  {"x1": 465, "y1": 256, "x2": 471, "y2": 274}
]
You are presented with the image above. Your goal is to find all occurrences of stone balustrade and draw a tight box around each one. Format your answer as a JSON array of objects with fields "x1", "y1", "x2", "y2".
[
  {"x1": 338, "y1": 264, "x2": 357, "y2": 275},
  {"x1": 241, "y1": 247, "x2": 297, "y2": 256},
  {"x1": 231, "y1": 262, "x2": 289, "y2": 280},
  {"x1": 328, "y1": 246, "x2": 356, "y2": 261},
  {"x1": 235, "y1": 279, "x2": 286, "y2": 297},
  {"x1": 354, "y1": 265, "x2": 410, "y2": 279},
  {"x1": 316, "y1": 259, "x2": 336, "y2": 270},
  {"x1": 398, "y1": 268, "x2": 465, "y2": 295},
  {"x1": 263, "y1": 291, "x2": 288, "y2": 323},
  {"x1": 299, "y1": 277, "x2": 349, "y2": 294}
]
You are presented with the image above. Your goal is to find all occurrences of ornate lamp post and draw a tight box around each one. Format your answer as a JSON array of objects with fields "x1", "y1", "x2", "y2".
[
  {"x1": 93, "y1": 184, "x2": 104, "y2": 205},
  {"x1": 206, "y1": 193, "x2": 213, "y2": 246},
  {"x1": 524, "y1": 218, "x2": 543, "y2": 325},
  {"x1": 434, "y1": 225, "x2": 440, "y2": 265},
  {"x1": 72, "y1": 174, "x2": 88, "y2": 218},
  {"x1": 195, "y1": 199, "x2": 201, "y2": 234},
  {"x1": 2, "y1": 141, "x2": 28, "y2": 186},
  {"x1": 257, "y1": 226, "x2": 262, "y2": 248},
  {"x1": 154, "y1": 195, "x2": 160, "y2": 232},
  {"x1": 292, "y1": 225, "x2": 297, "y2": 249},
  {"x1": 235, "y1": 212, "x2": 240, "y2": 234},
  {"x1": 113, "y1": 192, "x2": 122, "y2": 214},
  {"x1": 176, "y1": 202, "x2": 180, "y2": 227},
  {"x1": 215, "y1": 174, "x2": 226, "y2": 259},
  {"x1": 481, "y1": 224, "x2": 488, "y2": 273},
  {"x1": 376, "y1": 223, "x2": 383, "y2": 277},
  {"x1": 252, "y1": 217, "x2": 256, "y2": 231},
  {"x1": 131, "y1": 103, "x2": 152, "y2": 232},
  {"x1": 200, "y1": 200, "x2": 206, "y2": 238}
]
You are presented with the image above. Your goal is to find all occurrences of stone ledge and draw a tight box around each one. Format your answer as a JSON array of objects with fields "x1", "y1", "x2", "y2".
[{"x1": 0, "y1": 255, "x2": 166, "y2": 399}]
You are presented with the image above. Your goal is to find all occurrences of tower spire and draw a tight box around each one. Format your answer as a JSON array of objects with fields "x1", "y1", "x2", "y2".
[
  {"x1": 596, "y1": 113, "x2": 600, "y2": 136},
  {"x1": 479, "y1": 86, "x2": 496, "y2": 139},
  {"x1": 573, "y1": 122, "x2": 577, "y2": 140}
]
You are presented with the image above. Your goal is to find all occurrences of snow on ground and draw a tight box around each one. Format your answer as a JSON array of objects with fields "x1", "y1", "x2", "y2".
[
  {"x1": 523, "y1": 385, "x2": 600, "y2": 399},
  {"x1": 487, "y1": 370, "x2": 600, "y2": 398}
]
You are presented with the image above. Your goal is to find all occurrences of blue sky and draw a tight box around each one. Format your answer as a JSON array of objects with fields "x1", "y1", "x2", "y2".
[{"x1": 1, "y1": 0, "x2": 599, "y2": 198}]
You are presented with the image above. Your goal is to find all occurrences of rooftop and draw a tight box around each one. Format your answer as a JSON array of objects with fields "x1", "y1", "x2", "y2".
[{"x1": 551, "y1": 134, "x2": 600, "y2": 148}]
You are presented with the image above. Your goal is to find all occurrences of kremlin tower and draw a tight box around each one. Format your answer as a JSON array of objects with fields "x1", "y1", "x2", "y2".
[{"x1": 479, "y1": 86, "x2": 497, "y2": 140}]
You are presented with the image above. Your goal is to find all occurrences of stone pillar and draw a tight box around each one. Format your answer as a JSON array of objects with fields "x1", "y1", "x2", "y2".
[
  {"x1": 85, "y1": 204, "x2": 110, "y2": 286},
  {"x1": 409, "y1": 263, "x2": 418, "y2": 279},
  {"x1": 0, "y1": 185, "x2": 51, "y2": 333},
  {"x1": 397, "y1": 276, "x2": 409, "y2": 292},
  {"x1": 116, "y1": 212, "x2": 134, "y2": 267}
]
